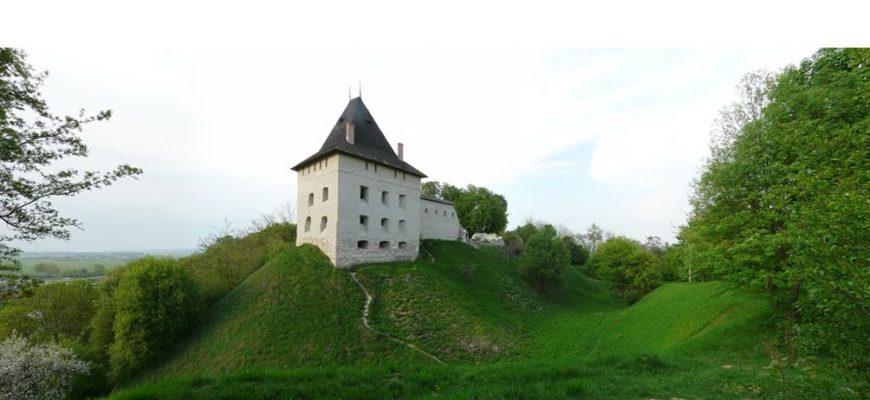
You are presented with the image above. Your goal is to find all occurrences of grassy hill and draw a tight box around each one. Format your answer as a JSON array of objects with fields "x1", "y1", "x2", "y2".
[
  {"x1": 141, "y1": 245, "x2": 429, "y2": 379},
  {"x1": 112, "y1": 241, "x2": 863, "y2": 399}
]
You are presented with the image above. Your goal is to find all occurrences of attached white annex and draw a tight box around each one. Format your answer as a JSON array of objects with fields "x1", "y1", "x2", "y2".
[{"x1": 292, "y1": 97, "x2": 463, "y2": 267}]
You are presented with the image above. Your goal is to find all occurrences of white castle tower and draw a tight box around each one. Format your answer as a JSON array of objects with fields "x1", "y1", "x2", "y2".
[{"x1": 293, "y1": 96, "x2": 460, "y2": 268}]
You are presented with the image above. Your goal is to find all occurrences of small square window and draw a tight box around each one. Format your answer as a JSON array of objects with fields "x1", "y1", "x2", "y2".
[{"x1": 359, "y1": 215, "x2": 368, "y2": 232}]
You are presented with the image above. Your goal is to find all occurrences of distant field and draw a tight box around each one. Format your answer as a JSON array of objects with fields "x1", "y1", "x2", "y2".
[{"x1": 14, "y1": 250, "x2": 196, "y2": 278}]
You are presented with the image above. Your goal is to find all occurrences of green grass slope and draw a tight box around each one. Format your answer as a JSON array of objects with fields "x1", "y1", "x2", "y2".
[
  {"x1": 111, "y1": 241, "x2": 864, "y2": 399},
  {"x1": 142, "y1": 245, "x2": 428, "y2": 380}
]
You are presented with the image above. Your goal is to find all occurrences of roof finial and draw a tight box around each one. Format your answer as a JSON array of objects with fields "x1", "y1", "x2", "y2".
[
  {"x1": 348, "y1": 85, "x2": 351, "y2": 101},
  {"x1": 358, "y1": 81, "x2": 362, "y2": 98}
]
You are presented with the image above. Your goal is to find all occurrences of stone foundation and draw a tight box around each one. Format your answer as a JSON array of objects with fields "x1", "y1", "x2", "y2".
[
  {"x1": 333, "y1": 239, "x2": 419, "y2": 268},
  {"x1": 298, "y1": 237, "x2": 338, "y2": 265}
]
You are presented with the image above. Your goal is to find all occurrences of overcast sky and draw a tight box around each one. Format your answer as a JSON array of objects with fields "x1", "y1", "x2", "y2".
[{"x1": 3, "y1": 1, "x2": 857, "y2": 252}]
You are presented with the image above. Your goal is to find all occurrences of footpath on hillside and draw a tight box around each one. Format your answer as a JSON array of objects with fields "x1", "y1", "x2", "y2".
[{"x1": 349, "y1": 272, "x2": 443, "y2": 364}]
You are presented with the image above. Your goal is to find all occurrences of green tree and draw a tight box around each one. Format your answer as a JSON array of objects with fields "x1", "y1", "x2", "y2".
[
  {"x1": 453, "y1": 185, "x2": 508, "y2": 234},
  {"x1": 682, "y1": 48, "x2": 869, "y2": 367},
  {"x1": 584, "y1": 223, "x2": 605, "y2": 252},
  {"x1": 0, "y1": 48, "x2": 142, "y2": 262},
  {"x1": 518, "y1": 225, "x2": 569, "y2": 291},
  {"x1": 561, "y1": 235, "x2": 589, "y2": 266},
  {"x1": 588, "y1": 236, "x2": 659, "y2": 303},
  {"x1": 421, "y1": 181, "x2": 442, "y2": 198},
  {"x1": 33, "y1": 262, "x2": 60, "y2": 276},
  {"x1": 98, "y1": 257, "x2": 198, "y2": 382},
  {"x1": 514, "y1": 222, "x2": 538, "y2": 244},
  {"x1": 1, "y1": 281, "x2": 98, "y2": 343}
]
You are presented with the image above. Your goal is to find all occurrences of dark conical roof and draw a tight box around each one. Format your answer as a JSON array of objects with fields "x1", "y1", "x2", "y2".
[{"x1": 292, "y1": 97, "x2": 426, "y2": 177}]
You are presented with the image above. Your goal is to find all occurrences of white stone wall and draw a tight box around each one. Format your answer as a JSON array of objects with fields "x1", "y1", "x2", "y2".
[
  {"x1": 420, "y1": 198, "x2": 463, "y2": 240},
  {"x1": 296, "y1": 154, "x2": 340, "y2": 262},
  {"x1": 333, "y1": 154, "x2": 422, "y2": 267}
]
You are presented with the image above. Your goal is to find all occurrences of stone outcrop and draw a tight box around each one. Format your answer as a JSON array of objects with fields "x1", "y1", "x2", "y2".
[{"x1": 469, "y1": 233, "x2": 505, "y2": 247}]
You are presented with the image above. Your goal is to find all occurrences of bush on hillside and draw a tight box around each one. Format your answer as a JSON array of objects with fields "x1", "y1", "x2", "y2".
[
  {"x1": 514, "y1": 222, "x2": 538, "y2": 244},
  {"x1": 183, "y1": 222, "x2": 296, "y2": 305},
  {"x1": 561, "y1": 235, "x2": 589, "y2": 266},
  {"x1": 88, "y1": 257, "x2": 198, "y2": 382},
  {"x1": 518, "y1": 226, "x2": 569, "y2": 291},
  {"x1": 500, "y1": 231, "x2": 524, "y2": 258},
  {"x1": 0, "y1": 281, "x2": 98, "y2": 343},
  {"x1": 588, "y1": 237, "x2": 660, "y2": 303},
  {"x1": 0, "y1": 333, "x2": 90, "y2": 400}
]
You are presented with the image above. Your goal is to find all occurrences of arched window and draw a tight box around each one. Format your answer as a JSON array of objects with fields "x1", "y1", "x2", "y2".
[
  {"x1": 381, "y1": 191, "x2": 389, "y2": 206},
  {"x1": 357, "y1": 240, "x2": 369, "y2": 249},
  {"x1": 379, "y1": 241, "x2": 390, "y2": 249},
  {"x1": 381, "y1": 218, "x2": 389, "y2": 233},
  {"x1": 398, "y1": 241, "x2": 408, "y2": 249},
  {"x1": 307, "y1": 193, "x2": 314, "y2": 206},
  {"x1": 399, "y1": 194, "x2": 407, "y2": 209},
  {"x1": 304, "y1": 217, "x2": 311, "y2": 232},
  {"x1": 399, "y1": 220, "x2": 407, "y2": 233},
  {"x1": 320, "y1": 216, "x2": 327, "y2": 232},
  {"x1": 322, "y1": 187, "x2": 329, "y2": 201}
]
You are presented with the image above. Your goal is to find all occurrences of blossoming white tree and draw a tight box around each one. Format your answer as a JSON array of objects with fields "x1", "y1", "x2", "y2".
[{"x1": 0, "y1": 333, "x2": 89, "y2": 400}]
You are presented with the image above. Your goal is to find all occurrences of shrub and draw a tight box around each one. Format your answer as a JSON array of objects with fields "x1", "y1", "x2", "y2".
[
  {"x1": 561, "y1": 235, "x2": 589, "y2": 266},
  {"x1": 588, "y1": 237, "x2": 659, "y2": 303},
  {"x1": 0, "y1": 281, "x2": 98, "y2": 343},
  {"x1": 500, "y1": 231, "x2": 524, "y2": 258},
  {"x1": 0, "y1": 333, "x2": 89, "y2": 400},
  {"x1": 93, "y1": 257, "x2": 198, "y2": 382},
  {"x1": 183, "y1": 222, "x2": 296, "y2": 305},
  {"x1": 518, "y1": 226, "x2": 569, "y2": 291}
]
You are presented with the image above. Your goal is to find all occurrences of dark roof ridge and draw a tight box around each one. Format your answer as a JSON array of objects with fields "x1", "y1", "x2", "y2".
[{"x1": 292, "y1": 97, "x2": 426, "y2": 177}]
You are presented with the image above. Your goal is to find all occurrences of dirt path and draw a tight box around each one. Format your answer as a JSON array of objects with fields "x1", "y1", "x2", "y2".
[{"x1": 349, "y1": 272, "x2": 443, "y2": 364}]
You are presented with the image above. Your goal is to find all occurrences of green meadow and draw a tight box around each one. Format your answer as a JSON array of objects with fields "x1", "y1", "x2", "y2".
[{"x1": 108, "y1": 242, "x2": 864, "y2": 399}]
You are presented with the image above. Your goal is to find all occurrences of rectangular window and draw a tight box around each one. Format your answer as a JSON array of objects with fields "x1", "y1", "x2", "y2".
[
  {"x1": 381, "y1": 191, "x2": 389, "y2": 206},
  {"x1": 360, "y1": 215, "x2": 368, "y2": 232},
  {"x1": 399, "y1": 220, "x2": 406, "y2": 233},
  {"x1": 357, "y1": 240, "x2": 369, "y2": 249},
  {"x1": 360, "y1": 186, "x2": 368, "y2": 201},
  {"x1": 399, "y1": 194, "x2": 407, "y2": 209}
]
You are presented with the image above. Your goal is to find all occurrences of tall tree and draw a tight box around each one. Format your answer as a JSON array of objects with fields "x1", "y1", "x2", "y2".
[
  {"x1": 584, "y1": 223, "x2": 604, "y2": 252},
  {"x1": 682, "y1": 48, "x2": 869, "y2": 367},
  {"x1": 453, "y1": 185, "x2": 508, "y2": 234},
  {"x1": 0, "y1": 48, "x2": 141, "y2": 262}
]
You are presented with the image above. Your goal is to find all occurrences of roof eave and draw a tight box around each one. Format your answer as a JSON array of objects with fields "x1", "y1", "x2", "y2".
[{"x1": 292, "y1": 150, "x2": 427, "y2": 178}]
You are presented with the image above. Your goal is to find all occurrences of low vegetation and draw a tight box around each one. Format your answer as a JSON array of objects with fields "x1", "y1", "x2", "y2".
[
  {"x1": 681, "y1": 48, "x2": 869, "y2": 371},
  {"x1": 108, "y1": 241, "x2": 865, "y2": 399},
  {"x1": 0, "y1": 222, "x2": 296, "y2": 398}
]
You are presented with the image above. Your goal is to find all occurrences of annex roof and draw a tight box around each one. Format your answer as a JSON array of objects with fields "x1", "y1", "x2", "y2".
[
  {"x1": 420, "y1": 195, "x2": 454, "y2": 205},
  {"x1": 292, "y1": 97, "x2": 426, "y2": 177}
]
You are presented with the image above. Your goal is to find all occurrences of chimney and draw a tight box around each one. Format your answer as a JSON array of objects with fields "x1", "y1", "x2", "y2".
[
  {"x1": 398, "y1": 142, "x2": 404, "y2": 160},
  {"x1": 345, "y1": 122, "x2": 355, "y2": 144}
]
